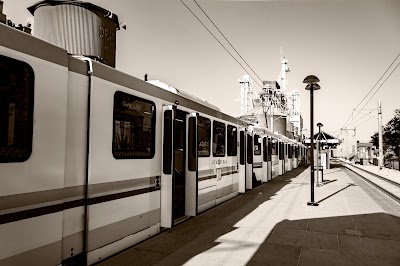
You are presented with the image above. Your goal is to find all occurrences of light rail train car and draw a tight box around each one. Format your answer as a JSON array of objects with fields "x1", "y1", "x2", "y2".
[{"x1": 0, "y1": 21, "x2": 252, "y2": 265}]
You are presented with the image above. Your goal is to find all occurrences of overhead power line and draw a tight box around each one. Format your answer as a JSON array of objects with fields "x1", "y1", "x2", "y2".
[
  {"x1": 357, "y1": 60, "x2": 400, "y2": 112},
  {"x1": 342, "y1": 51, "x2": 400, "y2": 129},
  {"x1": 354, "y1": 115, "x2": 378, "y2": 129},
  {"x1": 351, "y1": 52, "x2": 400, "y2": 121},
  {"x1": 346, "y1": 109, "x2": 376, "y2": 127},
  {"x1": 179, "y1": 0, "x2": 264, "y2": 91},
  {"x1": 192, "y1": 0, "x2": 264, "y2": 84}
]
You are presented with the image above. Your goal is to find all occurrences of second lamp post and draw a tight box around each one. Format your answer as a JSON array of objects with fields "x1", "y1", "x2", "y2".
[
  {"x1": 317, "y1": 122, "x2": 323, "y2": 185},
  {"x1": 304, "y1": 75, "x2": 321, "y2": 206}
]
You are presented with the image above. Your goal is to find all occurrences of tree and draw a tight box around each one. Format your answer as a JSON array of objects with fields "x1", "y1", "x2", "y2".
[
  {"x1": 384, "y1": 109, "x2": 400, "y2": 157},
  {"x1": 371, "y1": 109, "x2": 400, "y2": 157},
  {"x1": 370, "y1": 132, "x2": 378, "y2": 148}
]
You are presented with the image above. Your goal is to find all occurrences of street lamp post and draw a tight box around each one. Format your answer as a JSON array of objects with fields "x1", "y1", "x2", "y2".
[
  {"x1": 317, "y1": 122, "x2": 323, "y2": 184},
  {"x1": 304, "y1": 75, "x2": 320, "y2": 206}
]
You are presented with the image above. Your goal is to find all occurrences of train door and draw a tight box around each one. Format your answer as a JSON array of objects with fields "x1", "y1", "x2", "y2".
[
  {"x1": 288, "y1": 144, "x2": 293, "y2": 172},
  {"x1": 246, "y1": 132, "x2": 253, "y2": 190},
  {"x1": 278, "y1": 141, "x2": 284, "y2": 175},
  {"x1": 238, "y1": 129, "x2": 246, "y2": 193},
  {"x1": 185, "y1": 113, "x2": 197, "y2": 217},
  {"x1": 271, "y1": 138, "x2": 279, "y2": 178},
  {"x1": 161, "y1": 106, "x2": 174, "y2": 228},
  {"x1": 253, "y1": 134, "x2": 262, "y2": 184},
  {"x1": 284, "y1": 143, "x2": 289, "y2": 172},
  {"x1": 161, "y1": 107, "x2": 193, "y2": 227},
  {"x1": 266, "y1": 137, "x2": 272, "y2": 181},
  {"x1": 262, "y1": 137, "x2": 269, "y2": 183},
  {"x1": 173, "y1": 110, "x2": 187, "y2": 223}
]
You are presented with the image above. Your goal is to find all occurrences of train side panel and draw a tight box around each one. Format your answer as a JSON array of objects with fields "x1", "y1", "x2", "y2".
[
  {"x1": 0, "y1": 27, "x2": 69, "y2": 265},
  {"x1": 85, "y1": 75, "x2": 162, "y2": 264},
  {"x1": 197, "y1": 115, "x2": 240, "y2": 213},
  {"x1": 61, "y1": 65, "x2": 90, "y2": 262}
]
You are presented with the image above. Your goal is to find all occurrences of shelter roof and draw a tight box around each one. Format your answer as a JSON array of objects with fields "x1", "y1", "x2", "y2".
[{"x1": 303, "y1": 130, "x2": 341, "y2": 146}]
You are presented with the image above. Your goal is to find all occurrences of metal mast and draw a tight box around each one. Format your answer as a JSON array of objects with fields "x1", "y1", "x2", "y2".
[
  {"x1": 378, "y1": 99, "x2": 383, "y2": 169},
  {"x1": 239, "y1": 75, "x2": 254, "y2": 116}
]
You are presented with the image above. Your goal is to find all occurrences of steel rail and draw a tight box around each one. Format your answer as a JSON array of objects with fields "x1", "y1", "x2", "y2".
[{"x1": 342, "y1": 162, "x2": 400, "y2": 203}]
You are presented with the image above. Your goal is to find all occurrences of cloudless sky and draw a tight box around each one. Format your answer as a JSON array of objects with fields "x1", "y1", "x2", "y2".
[{"x1": 4, "y1": 0, "x2": 400, "y2": 154}]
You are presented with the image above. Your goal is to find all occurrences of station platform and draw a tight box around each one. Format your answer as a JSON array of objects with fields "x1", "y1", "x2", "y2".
[{"x1": 98, "y1": 163, "x2": 400, "y2": 266}]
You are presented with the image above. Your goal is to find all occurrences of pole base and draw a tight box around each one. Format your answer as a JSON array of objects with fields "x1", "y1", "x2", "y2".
[{"x1": 307, "y1": 201, "x2": 319, "y2": 206}]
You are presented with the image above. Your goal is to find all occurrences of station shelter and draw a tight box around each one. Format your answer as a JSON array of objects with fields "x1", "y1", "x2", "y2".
[
  {"x1": 356, "y1": 142, "x2": 376, "y2": 165},
  {"x1": 303, "y1": 131, "x2": 341, "y2": 169}
]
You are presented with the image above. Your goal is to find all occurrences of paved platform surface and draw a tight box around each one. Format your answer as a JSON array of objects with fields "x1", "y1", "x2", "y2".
[{"x1": 98, "y1": 163, "x2": 400, "y2": 266}]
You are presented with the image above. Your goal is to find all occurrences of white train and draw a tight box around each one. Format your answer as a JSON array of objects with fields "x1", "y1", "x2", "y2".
[{"x1": 0, "y1": 20, "x2": 308, "y2": 266}]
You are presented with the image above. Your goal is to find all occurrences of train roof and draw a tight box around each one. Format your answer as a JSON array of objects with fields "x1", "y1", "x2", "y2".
[
  {"x1": 0, "y1": 22, "x2": 246, "y2": 126},
  {"x1": 147, "y1": 80, "x2": 221, "y2": 112}
]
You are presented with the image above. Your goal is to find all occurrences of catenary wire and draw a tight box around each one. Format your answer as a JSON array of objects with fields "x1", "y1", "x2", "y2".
[
  {"x1": 357, "y1": 60, "x2": 400, "y2": 112},
  {"x1": 193, "y1": 0, "x2": 264, "y2": 84},
  {"x1": 179, "y1": 0, "x2": 264, "y2": 91},
  {"x1": 342, "y1": 52, "x2": 400, "y2": 129},
  {"x1": 354, "y1": 115, "x2": 378, "y2": 129},
  {"x1": 345, "y1": 109, "x2": 376, "y2": 127},
  {"x1": 351, "y1": 52, "x2": 400, "y2": 121}
]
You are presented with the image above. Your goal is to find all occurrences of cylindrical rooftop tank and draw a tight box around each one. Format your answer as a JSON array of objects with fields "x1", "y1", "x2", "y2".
[{"x1": 28, "y1": 0, "x2": 119, "y2": 67}]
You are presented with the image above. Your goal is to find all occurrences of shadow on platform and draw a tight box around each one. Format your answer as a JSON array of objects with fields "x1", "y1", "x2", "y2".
[{"x1": 250, "y1": 212, "x2": 400, "y2": 266}]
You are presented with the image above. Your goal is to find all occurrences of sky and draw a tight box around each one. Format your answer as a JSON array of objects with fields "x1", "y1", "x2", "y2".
[{"x1": 4, "y1": 0, "x2": 400, "y2": 154}]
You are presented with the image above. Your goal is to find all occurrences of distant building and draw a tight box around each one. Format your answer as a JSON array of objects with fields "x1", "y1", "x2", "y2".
[{"x1": 356, "y1": 142, "x2": 376, "y2": 162}]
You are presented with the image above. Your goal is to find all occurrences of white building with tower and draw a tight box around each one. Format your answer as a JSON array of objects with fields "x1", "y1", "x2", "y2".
[{"x1": 238, "y1": 56, "x2": 303, "y2": 140}]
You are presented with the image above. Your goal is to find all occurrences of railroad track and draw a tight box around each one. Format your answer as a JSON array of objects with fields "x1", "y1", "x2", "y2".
[{"x1": 341, "y1": 162, "x2": 400, "y2": 203}]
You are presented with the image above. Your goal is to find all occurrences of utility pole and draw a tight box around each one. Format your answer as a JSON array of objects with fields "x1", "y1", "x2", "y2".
[{"x1": 378, "y1": 99, "x2": 383, "y2": 169}]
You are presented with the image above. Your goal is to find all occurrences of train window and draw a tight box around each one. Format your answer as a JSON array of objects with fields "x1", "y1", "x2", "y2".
[
  {"x1": 212, "y1": 120, "x2": 225, "y2": 157},
  {"x1": 263, "y1": 137, "x2": 267, "y2": 162},
  {"x1": 254, "y1": 134, "x2": 261, "y2": 155},
  {"x1": 112, "y1": 91, "x2": 155, "y2": 159},
  {"x1": 0, "y1": 55, "x2": 34, "y2": 163},
  {"x1": 267, "y1": 138, "x2": 272, "y2": 160},
  {"x1": 227, "y1": 125, "x2": 237, "y2": 156},
  {"x1": 163, "y1": 110, "x2": 172, "y2": 174},
  {"x1": 283, "y1": 144, "x2": 286, "y2": 156},
  {"x1": 198, "y1": 116, "x2": 211, "y2": 157},
  {"x1": 240, "y1": 131, "x2": 245, "y2": 165},
  {"x1": 188, "y1": 117, "x2": 197, "y2": 171},
  {"x1": 247, "y1": 134, "x2": 253, "y2": 164},
  {"x1": 279, "y1": 143, "x2": 284, "y2": 160},
  {"x1": 271, "y1": 139, "x2": 277, "y2": 155}
]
